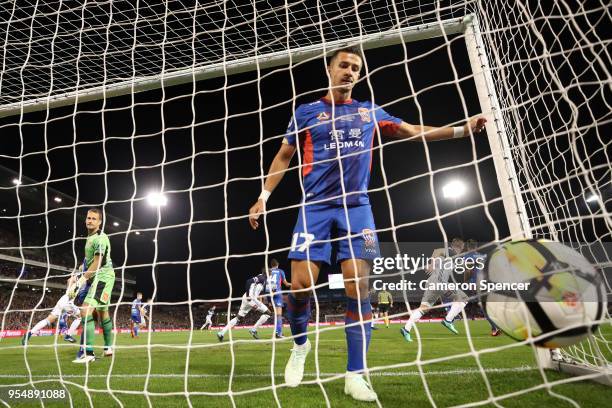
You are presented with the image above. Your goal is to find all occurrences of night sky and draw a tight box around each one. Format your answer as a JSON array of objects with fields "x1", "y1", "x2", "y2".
[{"x1": 0, "y1": 33, "x2": 554, "y2": 302}]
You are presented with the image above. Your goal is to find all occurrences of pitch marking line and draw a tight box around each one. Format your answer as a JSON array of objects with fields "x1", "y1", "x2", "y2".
[{"x1": 0, "y1": 366, "x2": 537, "y2": 380}]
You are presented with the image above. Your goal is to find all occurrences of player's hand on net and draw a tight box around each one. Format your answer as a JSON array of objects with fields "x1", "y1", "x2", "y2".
[
  {"x1": 463, "y1": 116, "x2": 487, "y2": 135},
  {"x1": 248, "y1": 199, "x2": 265, "y2": 230}
]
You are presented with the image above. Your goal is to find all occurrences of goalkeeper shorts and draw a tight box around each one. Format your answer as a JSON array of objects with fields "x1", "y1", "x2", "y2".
[{"x1": 84, "y1": 272, "x2": 115, "y2": 311}]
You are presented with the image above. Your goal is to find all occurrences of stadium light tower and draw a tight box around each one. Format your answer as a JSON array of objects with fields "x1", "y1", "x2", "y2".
[
  {"x1": 147, "y1": 192, "x2": 168, "y2": 207},
  {"x1": 442, "y1": 180, "x2": 467, "y2": 199}
]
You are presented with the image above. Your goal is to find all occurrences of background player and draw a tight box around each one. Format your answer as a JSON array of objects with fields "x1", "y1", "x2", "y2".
[
  {"x1": 130, "y1": 292, "x2": 145, "y2": 338},
  {"x1": 377, "y1": 289, "x2": 393, "y2": 328},
  {"x1": 266, "y1": 258, "x2": 292, "y2": 338},
  {"x1": 217, "y1": 271, "x2": 271, "y2": 341},
  {"x1": 248, "y1": 46, "x2": 486, "y2": 401},
  {"x1": 200, "y1": 305, "x2": 216, "y2": 330},
  {"x1": 141, "y1": 298, "x2": 152, "y2": 329},
  {"x1": 73, "y1": 208, "x2": 115, "y2": 363},
  {"x1": 400, "y1": 238, "x2": 468, "y2": 342},
  {"x1": 463, "y1": 239, "x2": 500, "y2": 336},
  {"x1": 22, "y1": 273, "x2": 82, "y2": 345}
]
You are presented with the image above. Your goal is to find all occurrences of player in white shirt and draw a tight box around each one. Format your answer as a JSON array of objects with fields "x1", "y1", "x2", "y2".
[
  {"x1": 200, "y1": 305, "x2": 216, "y2": 330},
  {"x1": 217, "y1": 271, "x2": 271, "y2": 341},
  {"x1": 22, "y1": 271, "x2": 83, "y2": 345},
  {"x1": 400, "y1": 238, "x2": 468, "y2": 342},
  {"x1": 140, "y1": 298, "x2": 152, "y2": 329}
]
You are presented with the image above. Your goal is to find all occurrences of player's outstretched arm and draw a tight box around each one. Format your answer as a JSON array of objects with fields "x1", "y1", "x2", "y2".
[
  {"x1": 393, "y1": 117, "x2": 487, "y2": 142},
  {"x1": 249, "y1": 142, "x2": 296, "y2": 230}
]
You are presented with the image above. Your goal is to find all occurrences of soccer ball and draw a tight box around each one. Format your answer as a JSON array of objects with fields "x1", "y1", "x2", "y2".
[{"x1": 482, "y1": 240, "x2": 606, "y2": 348}]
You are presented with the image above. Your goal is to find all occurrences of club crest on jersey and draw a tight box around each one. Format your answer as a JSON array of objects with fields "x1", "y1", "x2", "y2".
[
  {"x1": 317, "y1": 111, "x2": 330, "y2": 121},
  {"x1": 362, "y1": 228, "x2": 378, "y2": 254},
  {"x1": 358, "y1": 108, "x2": 371, "y2": 122}
]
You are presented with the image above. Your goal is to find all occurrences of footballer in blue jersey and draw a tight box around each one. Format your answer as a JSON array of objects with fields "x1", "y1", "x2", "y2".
[
  {"x1": 58, "y1": 312, "x2": 68, "y2": 335},
  {"x1": 130, "y1": 292, "x2": 144, "y2": 338},
  {"x1": 248, "y1": 46, "x2": 487, "y2": 401},
  {"x1": 266, "y1": 258, "x2": 292, "y2": 338}
]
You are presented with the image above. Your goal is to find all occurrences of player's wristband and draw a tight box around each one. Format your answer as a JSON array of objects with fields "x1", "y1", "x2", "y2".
[
  {"x1": 453, "y1": 126, "x2": 465, "y2": 138},
  {"x1": 258, "y1": 190, "x2": 271, "y2": 203}
]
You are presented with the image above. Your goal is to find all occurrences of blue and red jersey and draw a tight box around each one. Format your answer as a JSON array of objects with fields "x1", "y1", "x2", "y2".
[
  {"x1": 284, "y1": 97, "x2": 402, "y2": 206},
  {"x1": 267, "y1": 268, "x2": 286, "y2": 293}
]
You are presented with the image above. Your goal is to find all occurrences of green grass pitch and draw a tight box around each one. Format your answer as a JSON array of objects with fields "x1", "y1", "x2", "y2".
[{"x1": 0, "y1": 321, "x2": 609, "y2": 407}]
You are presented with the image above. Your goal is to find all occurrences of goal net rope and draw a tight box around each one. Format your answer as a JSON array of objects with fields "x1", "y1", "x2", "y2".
[{"x1": 0, "y1": 0, "x2": 609, "y2": 406}]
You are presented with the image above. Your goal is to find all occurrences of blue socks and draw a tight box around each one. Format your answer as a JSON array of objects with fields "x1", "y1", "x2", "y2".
[
  {"x1": 287, "y1": 294, "x2": 310, "y2": 345},
  {"x1": 345, "y1": 298, "x2": 372, "y2": 372},
  {"x1": 275, "y1": 315, "x2": 283, "y2": 336},
  {"x1": 287, "y1": 294, "x2": 372, "y2": 371}
]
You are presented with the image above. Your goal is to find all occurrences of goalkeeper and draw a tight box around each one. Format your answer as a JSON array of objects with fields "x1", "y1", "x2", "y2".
[{"x1": 73, "y1": 208, "x2": 116, "y2": 363}]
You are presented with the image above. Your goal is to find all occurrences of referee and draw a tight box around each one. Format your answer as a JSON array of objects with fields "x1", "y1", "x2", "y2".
[{"x1": 377, "y1": 289, "x2": 393, "y2": 328}]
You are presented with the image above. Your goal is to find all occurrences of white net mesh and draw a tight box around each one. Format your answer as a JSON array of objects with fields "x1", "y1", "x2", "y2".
[{"x1": 0, "y1": 0, "x2": 610, "y2": 406}]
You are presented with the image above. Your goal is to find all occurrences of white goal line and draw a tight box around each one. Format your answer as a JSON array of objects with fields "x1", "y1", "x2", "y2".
[{"x1": 0, "y1": 365, "x2": 537, "y2": 380}]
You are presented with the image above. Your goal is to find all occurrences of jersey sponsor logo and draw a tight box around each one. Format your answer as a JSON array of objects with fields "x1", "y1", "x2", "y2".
[
  {"x1": 329, "y1": 129, "x2": 345, "y2": 141},
  {"x1": 348, "y1": 128, "x2": 362, "y2": 139},
  {"x1": 324, "y1": 140, "x2": 365, "y2": 150},
  {"x1": 317, "y1": 111, "x2": 330, "y2": 121},
  {"x1": 358, "y1": 107, "x2": 371, "y2": 122}
]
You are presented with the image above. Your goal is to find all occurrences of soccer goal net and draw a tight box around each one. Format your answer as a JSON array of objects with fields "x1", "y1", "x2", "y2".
[{"x1": 0, "y1": 0, "x2": 609, "y2": 406}]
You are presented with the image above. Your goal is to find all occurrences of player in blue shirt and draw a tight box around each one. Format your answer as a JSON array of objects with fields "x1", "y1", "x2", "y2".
[
  {"x1": 58, "y1": 312, "x2": 68, "y2": 335},
  {"x1": 266, "y1": 258, "x2": 292, "y2": 338},
  {"x1": 249, "y1": 46, "x2": 486, "y2": 401},
  {"x1": 463, "y1": 239, "x2": 500, "y2": 336},
  {"x1": 130, "y1": 292, "x2": 144, "y2": 338}
]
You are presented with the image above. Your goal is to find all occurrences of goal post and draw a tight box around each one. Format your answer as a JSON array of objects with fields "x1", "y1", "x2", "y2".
[{"x1": 463, "y1": 14, "x2": 558, "y2": 371}]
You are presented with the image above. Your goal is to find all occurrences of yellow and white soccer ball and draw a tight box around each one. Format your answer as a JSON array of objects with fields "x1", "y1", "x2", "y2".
[{"x1": 482, "y1": 240, "x2": 606, "y2": 348}]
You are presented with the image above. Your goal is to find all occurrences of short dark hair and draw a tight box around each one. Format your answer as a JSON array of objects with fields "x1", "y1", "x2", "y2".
[
  {"x1": 87, "y1": 207, "x2": 103, "y2": 220},
  {"x1": 451, "y1": 237, "x2": 464, "y2": 246},
  {"x1": 269, "y1": 258, "x2": 279, "y2": 268},
  {"x1": 327, "y1": 46, "x2": 363, "y2": 66}
]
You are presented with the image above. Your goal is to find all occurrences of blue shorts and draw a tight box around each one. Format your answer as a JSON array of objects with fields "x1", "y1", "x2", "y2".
[
  {"x1": 288, "y1": 203, "x2": 379, "y2": 265},
  {"x1": 131, "y1": 313, "x2": 141, "y2": 324},
  {"x1": 271, "y1": 293, "x2": 284, "y2": 308},
  {"x1": 74, "y1": 283, "x2": 91, "y2": 306}
]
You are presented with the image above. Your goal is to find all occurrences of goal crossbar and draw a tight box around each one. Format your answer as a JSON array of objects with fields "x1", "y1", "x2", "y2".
[{"x1": 0, "y1": 16, "x2": 468, "y2": 119}]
